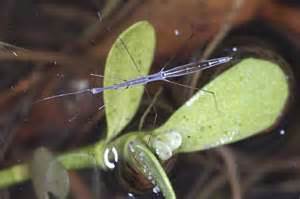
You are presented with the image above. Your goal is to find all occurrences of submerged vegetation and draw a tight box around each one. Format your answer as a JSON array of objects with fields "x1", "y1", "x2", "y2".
[{"x1": 0, "y1": 21, "x2": 291, "y2": 199}]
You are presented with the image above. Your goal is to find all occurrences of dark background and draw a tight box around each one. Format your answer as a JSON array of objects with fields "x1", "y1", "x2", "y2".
[{"x1": 0, "y1": 0, "x2": 299, "y2": 198}]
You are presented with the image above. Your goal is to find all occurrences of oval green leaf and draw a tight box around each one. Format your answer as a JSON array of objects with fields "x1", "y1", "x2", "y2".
[
  {"x1": 104, "y1": 21, "x2": 156, "y2": 141},
  {"x1": 124, "y1": 140, "x2": 176, "y2": 199},
  {"x1": 150, "y1": 58, "x2": 290, "y2": 153},
  {"x1": 31, "y1": 147, "x2": 70, "y2": 199}
]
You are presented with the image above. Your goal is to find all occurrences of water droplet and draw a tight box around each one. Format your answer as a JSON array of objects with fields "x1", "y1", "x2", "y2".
[
  {"x1": 164, "y1": 131, "x2": 182, "y2": 151},
  {"x1": 279, "y1": 129, "x2": 286, "y2": 135},
  {"x1": 153, "y1": 185, "x2": 160, "y2": 194},
  {"x1": 128, "y1": 142, "x2": 135, "y2": 153},
  {"x1": 152, "y1": 140, "x2": 172, "y2": 161},
  {"x1": 128, "y1": 192, "x2": 135, "y2": 198},
  {"x1": 174, "y1": 29, "x2": 180, "y2": 36}
]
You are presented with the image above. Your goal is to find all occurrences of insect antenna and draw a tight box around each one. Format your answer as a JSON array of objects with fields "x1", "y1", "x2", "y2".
[
  {"x1": 163, "y1": 78, "x2": 220, "y2": 114},
  {"x1": 34, "y1": 88, "x2": 92, "y2": 103}
]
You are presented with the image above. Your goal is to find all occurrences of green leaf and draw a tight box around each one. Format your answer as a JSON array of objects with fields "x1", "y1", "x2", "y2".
[
  {"x1": 124, "y1": 139, "x2": 176, "y2": 199},
  {"x1": 104, "y1": 21, "x2": 156, "y2": 141},
  {"x1": 31, "y1": 147, "x2": 70, "y2": 199},
  {"x1": 149, "y1": 58, "x2": 290, "y2": 153}
]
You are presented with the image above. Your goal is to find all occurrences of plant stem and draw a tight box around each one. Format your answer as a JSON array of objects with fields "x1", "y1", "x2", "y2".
[
  {"x1": 0, "y1": 163, "x2": 30, "y2": 188},
  {"x1": 58, "y1": 141, "x2": 106, "y2": 170},
  {"x1": 0, "y1": 140, "x2": 106, "y2": 189},
  {"x1": 125, "y1": 139, "x2": 176, "y2": 199}
]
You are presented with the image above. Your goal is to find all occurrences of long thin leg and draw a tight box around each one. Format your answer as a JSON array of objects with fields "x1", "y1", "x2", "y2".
[
  {"x1": 118, "y1": 37, "x2": 159, "y2": 128},
  {"x1": 138, "y1": 87, "x2": 163, "y2": 130},
  {"x1": 90, "y1": 73, "x2": 127, "y2": 82},
  {"x1": 163, "y1": 79, "x2": 220, "y2": 113}
]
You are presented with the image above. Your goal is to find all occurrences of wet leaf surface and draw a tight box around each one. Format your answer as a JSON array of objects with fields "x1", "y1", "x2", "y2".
[
  {"x1": 31, "y1": 147, "x2": 70, "y2": 199},
  {"x1": 151, "y1": 58, "x2": 290, "y2": 153},
  {"x1": 104, "y1": 21, "x2": 155, "y2": 141}
]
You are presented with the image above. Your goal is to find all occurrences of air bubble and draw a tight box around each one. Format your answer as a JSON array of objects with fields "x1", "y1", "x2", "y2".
[
  {"x1": 103, "y1": 146, "x2": 118, "y2": 169},
  {"x1": 128, "y1": 141, "x2": 136, "y2": 153},
  {"x1": 164, "y1": 131, "x2": 182, "y2": 151},
  {"x1": 128, "y1": 192, "x2": 135, "y2": 198},
  {"x1": 152, "y1": 140, "x2": 172, "y2": 161},
  {"x1": 147, "y1": 175, "x2": 153, "y2": 180},
  {"x1": 174, "y1": 29, "x2": 180, "y2": 36},
  {"x1": 153, "y1": 186, "x2": 160, "y2": 194},
  {"x1": 12, "y1": 51, "x2": 18, "y2": 56}
]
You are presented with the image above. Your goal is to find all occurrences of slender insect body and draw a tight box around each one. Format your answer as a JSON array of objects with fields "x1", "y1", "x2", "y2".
[
  {"x1": 207, "y1": 57, "x2": 232, "y2": 66},
  {"x1": 122, "y1": 75, "x2": 153, "y2": 87},
  {"x1": 159, "y1": 71, "x2": 167, "y2": 79},
  {"x1": 145, "y1": 72, "x2": 164, "y2": 82},
  {"x1": 91, "y1": 87, "x2": 104, "y2": 95},
  {"x1": 160, "y1": 56, "x2": 232, "y2": 79},
  {"x1": 37, "y1": 56, "x2": 233, "y2": 102}
]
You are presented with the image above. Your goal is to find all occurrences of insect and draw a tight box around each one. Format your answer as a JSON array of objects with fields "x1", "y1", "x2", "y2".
[{"x1": 36, "y1": 56, "x2": 232, "y2": 103}]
